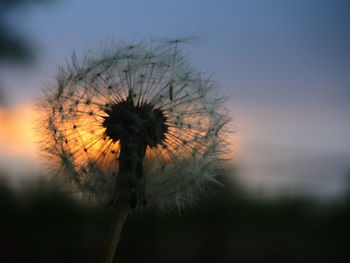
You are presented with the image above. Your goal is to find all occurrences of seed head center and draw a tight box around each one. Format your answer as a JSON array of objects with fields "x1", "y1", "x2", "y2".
[{"x1": 102, "y1": 97, "x2": 168, "y2": 147}]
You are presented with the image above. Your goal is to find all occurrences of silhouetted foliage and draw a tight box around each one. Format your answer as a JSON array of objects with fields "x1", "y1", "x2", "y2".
[
  {"x1": 1, "y1": 172, "x2": 350, "y2": 263},
  {"x1": 0, "y1": 0, "x2": 56, "y2": 104},
  {"x1": 0, "y1": 0, "x2": 56, "y2": 63}
]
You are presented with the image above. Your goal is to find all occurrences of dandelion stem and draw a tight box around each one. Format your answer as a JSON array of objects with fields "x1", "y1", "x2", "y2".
[
  {"x1": 101, "y1": 138, "x2": 147, "y2": 262},
  {"x1": 100, "y1": 200, "x2": 130, "y2": 263}
]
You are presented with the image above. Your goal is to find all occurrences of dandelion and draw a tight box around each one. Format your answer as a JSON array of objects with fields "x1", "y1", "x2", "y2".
[{"x1": 38, "y1": 38, "x2": 231, "y2": 263}]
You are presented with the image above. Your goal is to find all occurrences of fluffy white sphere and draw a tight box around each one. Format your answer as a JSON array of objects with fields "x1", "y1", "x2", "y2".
[{"x1": 38, "y1": 39, "x2": 231, "y2": 211}]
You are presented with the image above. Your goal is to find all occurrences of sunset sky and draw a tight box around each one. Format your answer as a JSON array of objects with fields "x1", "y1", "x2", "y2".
[{"x1": 1, "y1": 0, "x2": 349, "y2": 196}]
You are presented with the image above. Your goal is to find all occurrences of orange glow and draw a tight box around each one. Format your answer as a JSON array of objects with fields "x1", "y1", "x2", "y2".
[
  {"x1": 0, "y1": 105, "x2": 39, "y2": 161},
  {"x1": 0, "y1": 103, "x2": 238, "y2": 174}
]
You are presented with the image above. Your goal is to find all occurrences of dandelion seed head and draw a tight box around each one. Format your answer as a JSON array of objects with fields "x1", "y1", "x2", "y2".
[{"x1": 38, "y1": 38, "x2": 231, "y2": 212}]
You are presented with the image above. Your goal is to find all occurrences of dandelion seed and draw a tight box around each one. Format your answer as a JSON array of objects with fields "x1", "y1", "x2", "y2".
[{"x1": 37, "y1": 38, "x2": 231, "y2": 262}]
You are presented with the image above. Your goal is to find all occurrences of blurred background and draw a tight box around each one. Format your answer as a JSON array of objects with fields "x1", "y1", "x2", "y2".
[{"x1": 0, "y1": 0, "x2": 349, "y2": 262}]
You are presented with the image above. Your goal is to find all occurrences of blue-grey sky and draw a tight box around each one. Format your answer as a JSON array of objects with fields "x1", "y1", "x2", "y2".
[{"x1": 2, "y1": 0, "x2": 350, "y2": 153}]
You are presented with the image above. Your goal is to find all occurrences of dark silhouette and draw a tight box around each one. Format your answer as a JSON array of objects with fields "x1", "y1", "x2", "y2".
[
  {"x1": 1, "y1": 171, "x2": 349, "y2": 263},
  {"x1": 0, "y1": 0, "x2": 55, "y2": 104}
]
